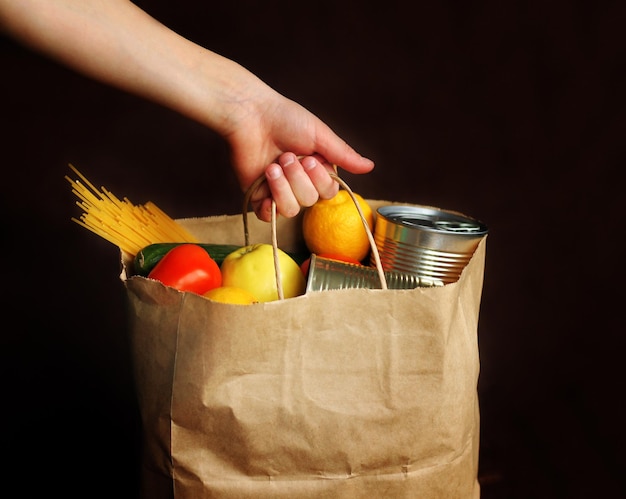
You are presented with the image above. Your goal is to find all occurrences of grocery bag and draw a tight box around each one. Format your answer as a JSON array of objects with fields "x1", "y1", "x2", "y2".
[{"x1": 121, "y1": 194, "x2": 487, "y2": 499}]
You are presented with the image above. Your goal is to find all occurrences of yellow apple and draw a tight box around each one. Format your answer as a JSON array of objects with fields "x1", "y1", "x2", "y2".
[{"x1": 220, "y1": 244, "x2": 306, "y2": 302}]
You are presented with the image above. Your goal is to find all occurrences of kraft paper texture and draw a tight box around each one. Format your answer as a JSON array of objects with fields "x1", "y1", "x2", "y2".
[{"x1": 122, "y1": 201, "x2": 486, "y2": 498}]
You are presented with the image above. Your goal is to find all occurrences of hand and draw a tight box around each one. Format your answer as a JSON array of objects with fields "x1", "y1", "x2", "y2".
[{"x1": 224, "y1": 88, "x2": 375, "y2": 221}]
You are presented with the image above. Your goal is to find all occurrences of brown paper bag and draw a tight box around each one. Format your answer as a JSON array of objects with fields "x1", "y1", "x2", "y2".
[{"x1": 122, "y1": 200, "x2": 486, "y2": 499}]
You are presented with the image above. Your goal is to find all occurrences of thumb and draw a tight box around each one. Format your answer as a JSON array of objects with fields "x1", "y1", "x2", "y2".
[{"x1": 313, "y1": 125, "x2": 375, "y2": 174}]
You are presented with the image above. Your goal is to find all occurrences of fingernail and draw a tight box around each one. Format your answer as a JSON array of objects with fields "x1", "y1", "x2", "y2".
[
  {"x1": 302, "y1": 157, "x2": 317, "y2": 171},
  {"x1": 281, "y1": 153, "x2": 295, "y2": 167},
  {"x1": 266, "y1": 164, "x2": 282, "y2": 180}
]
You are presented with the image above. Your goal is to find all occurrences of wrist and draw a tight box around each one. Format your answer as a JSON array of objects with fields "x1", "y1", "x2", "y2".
[{"x1": 173, "y1": 48, "x2": 272, "y2": 137}]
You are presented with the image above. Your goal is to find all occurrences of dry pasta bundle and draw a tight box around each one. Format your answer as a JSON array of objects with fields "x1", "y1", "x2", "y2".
[{"x1": 66, "y1": 164, "x2": 198, "y2": 256}]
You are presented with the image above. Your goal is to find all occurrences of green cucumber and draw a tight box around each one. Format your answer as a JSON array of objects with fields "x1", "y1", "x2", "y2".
[
  {"x1": 133, "y1": 243, "x2": 240, "y2": 277},
  {"x1": 133, "y1": 242, "x2": 311, "y2": 277}
]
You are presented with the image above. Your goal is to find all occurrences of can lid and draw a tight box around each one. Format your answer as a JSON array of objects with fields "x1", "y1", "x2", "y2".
[{"x1": 377, "y1": 205, "x2": 488, "y2": 236}]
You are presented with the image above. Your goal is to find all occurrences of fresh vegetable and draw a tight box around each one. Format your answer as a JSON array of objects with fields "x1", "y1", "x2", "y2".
[
  {"x1": 134, "y1": 242, "x2": 310, "y2": 276},
  {"x1": 134, "y1": 242, "x2": 240, "y2": 276},
  {"x1": 147, "y1": 244, "x2": 222, "y2": 294}
]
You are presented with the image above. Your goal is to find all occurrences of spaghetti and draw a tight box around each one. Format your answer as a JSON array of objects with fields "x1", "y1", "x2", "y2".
[{"x1": 66, "y1": 164, "x2": 198, "y2": 256}]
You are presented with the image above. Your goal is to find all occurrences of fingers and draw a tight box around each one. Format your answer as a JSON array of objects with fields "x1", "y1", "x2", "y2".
[
  {"x1": 252, "y1": 148, "x2": 367, "y2": 221},
  {"x1": 252, "y1": 197, "x2": 274, "y2": 223},
  {"x1": 264, "y1": 162, "x2": 300, "y2": 218},
  {"x1": 259, "y1": 152, "x2": 339, "y2": 219},
  {"x1": 300, "y1": 154, "x2": 339, "y2": 200},
  {"x1": 280, "y1": 153, "x2": 319, "y2": 207}
]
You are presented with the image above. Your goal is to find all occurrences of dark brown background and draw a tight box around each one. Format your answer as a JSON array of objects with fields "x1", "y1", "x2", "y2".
[{"x1": 1, "y1": 1, "x2": 624, "y2": 497}]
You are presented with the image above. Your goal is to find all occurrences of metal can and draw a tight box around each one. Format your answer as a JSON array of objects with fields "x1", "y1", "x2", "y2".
[
  {"x1": 306, "y1": 254, "x2": 444, "y2": 292},
  {"x1": 372, "y1": 205, "x2": 488, "y2": 284}
]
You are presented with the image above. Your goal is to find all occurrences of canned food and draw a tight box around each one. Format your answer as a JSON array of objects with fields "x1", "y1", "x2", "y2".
[
  {"x1": 306, "y1": 254, "x2": 444, "y2": 292},
  {"x1": 372, "y1": 205, "x2": 488, "y2": 284}
]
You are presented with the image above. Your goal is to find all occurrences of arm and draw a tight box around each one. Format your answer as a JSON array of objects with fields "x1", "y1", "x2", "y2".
[{"x1": 0, "y1": 0, "x2": 374, "y2": 220}]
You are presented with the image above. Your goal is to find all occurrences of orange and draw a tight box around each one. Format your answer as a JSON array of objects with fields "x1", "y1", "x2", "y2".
[
  {"x1": 302, "y1": 190, "x2": 374, "y2": 262},
  {"x1": 203, "y1": 286, "x2": 258, "y2": 305}
]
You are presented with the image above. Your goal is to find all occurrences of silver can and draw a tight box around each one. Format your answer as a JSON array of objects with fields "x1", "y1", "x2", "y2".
[
  {"x1": 372, "y1": 205, "x2": 488, "y2": 284},
  {"x1": 306, "y1": 254, "x2": 444, "y2": 293}
]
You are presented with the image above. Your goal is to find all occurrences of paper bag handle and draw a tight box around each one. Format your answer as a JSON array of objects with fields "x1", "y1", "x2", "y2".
[{"x1": 242, "y1": 172, "x2": 388, "y2": 299}]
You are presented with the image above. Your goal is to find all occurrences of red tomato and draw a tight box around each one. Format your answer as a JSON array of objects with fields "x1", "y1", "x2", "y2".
[
  {"x1": 300, "y1": 253, "x2": 363, "y2": 276},
  {"x1": 148, "y1": 244, "x2": 222, "y2": 294}
]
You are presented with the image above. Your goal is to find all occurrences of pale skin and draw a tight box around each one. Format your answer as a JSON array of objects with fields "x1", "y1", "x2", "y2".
[{"x1": 0, "y1": 0, "x2": 375, "y2": 221}]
